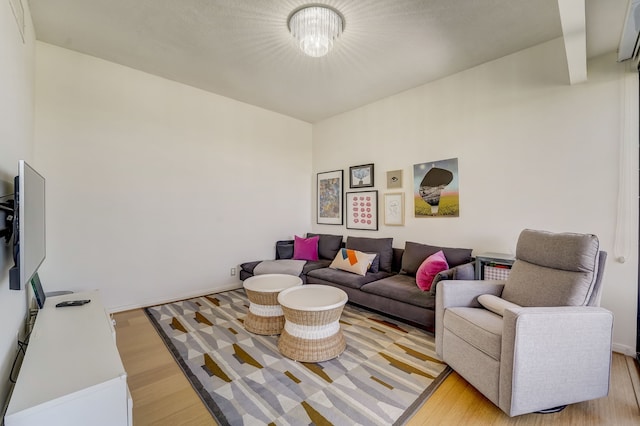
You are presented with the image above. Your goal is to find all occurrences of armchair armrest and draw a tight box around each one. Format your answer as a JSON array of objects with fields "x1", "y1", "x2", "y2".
[
  {"x1": 499, "y1": 306, "x2": 613, "y2": 416},
  {"x1": 438, "y1": 280, "x2": 506, "y2": 309},
  {"x1": 435, "y1": 279, "x2": 505, "y2": 357}
]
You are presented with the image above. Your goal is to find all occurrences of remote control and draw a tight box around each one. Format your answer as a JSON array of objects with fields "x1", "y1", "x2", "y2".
[{"x1": 55, "y1": 300, "x2": 91, "y2": 308}]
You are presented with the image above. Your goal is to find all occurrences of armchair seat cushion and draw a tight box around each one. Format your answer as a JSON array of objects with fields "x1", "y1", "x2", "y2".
[{"x1": 444, "y1": 307, "x2": 504, "y2": 360}]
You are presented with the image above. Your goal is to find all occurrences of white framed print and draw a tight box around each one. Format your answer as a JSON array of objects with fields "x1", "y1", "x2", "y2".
[{"x1": 384, "y1": 192, "x2": 404, "y2": 226}]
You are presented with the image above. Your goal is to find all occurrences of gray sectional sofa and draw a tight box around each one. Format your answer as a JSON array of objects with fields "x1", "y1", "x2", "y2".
[{"x1": 240, "y1": 234, "x2": 475, "y2": 331}]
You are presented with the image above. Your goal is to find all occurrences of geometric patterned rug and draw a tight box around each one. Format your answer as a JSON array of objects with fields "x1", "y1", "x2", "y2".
[{"x1": 145, "y1": 289, "x2": 451, "y2": 426}]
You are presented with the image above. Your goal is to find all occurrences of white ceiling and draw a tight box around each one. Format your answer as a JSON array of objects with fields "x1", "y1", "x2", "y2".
[{"x1": 28, "y1": 0, "x2": 630, "y2": 123}]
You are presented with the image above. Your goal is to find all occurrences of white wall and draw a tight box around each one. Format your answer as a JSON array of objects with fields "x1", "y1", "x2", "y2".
[
  {"x1": 312, "y1": 38, "x2": 639, "y2": 354},
  {"x1": 34, "y1": 43, "x2": 313, "y2": 311},
  {"x1": 0, "y1": 0, "x2": 35, "y2": 408}
]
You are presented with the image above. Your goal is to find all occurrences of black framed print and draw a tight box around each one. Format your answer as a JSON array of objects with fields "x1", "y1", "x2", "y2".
[
  {"x1": 349, "y1": 164, "x2": 374, "y2": 188},
  {"x1": 346, "y1": 190, "x2": 378, "y2": 230},
  {"x1": 317, "y1": 170, "x2": 343, "y2": 225}
]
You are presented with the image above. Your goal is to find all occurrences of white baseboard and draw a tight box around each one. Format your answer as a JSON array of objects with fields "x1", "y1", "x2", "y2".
[
  {"x1": 107, "y1": 283, "x2": 243, "y2": 314},
  {"x1": 613, "y1": 343, "x2": 637, "y2": 357}
]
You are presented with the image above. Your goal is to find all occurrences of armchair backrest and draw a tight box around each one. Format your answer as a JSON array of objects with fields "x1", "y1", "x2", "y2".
[{"x1": 501, "y1": 229, "x2": 602, "y2": 307}]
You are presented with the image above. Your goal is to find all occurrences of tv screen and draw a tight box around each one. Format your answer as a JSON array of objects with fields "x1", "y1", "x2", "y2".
[{"x1": 9, "y1": 160, "x2": 46, "y2": 291}]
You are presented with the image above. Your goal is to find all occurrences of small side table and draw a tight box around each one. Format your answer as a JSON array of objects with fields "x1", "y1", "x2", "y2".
[
  {"x1": 243, "y1": 274, "x2": 303, "y2": 335},
  {"x1": 277, "y1": 285, "x2": 348, "y2": 363},
  {"x1": 475, "y1": 252, "x2": 515, "y2": 280}
]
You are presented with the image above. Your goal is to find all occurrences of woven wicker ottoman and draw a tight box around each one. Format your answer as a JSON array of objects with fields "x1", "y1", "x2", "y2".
[
  {"x1": 243, "y1": 274, "x2": 303, "y2": 335},
  {"x1": 277, "y1": 284, "x2": 348, "y2": 362}
]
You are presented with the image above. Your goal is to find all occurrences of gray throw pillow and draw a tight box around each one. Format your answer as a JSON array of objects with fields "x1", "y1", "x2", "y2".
[
  {"x1": 275, "y1": 240, "x2": 294, "y2": 259},
  {"x1": 306, "y1": 233, "x2": 343, "y2": 260},
  {"x1": 368, "y1": 253, "x2": 380, "y2": 273},
  {"x1": 346, "y1": 236, "x2": 393, "y2": 272}
]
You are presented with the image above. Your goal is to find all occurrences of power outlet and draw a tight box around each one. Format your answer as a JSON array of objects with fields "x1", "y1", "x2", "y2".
[{"x1": 230, "y1": 267, "x2": 236, "y2": 276}]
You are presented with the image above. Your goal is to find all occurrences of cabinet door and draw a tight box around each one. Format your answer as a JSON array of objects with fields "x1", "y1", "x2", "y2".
[{"x1": 6, "y1": 377, "x2": 129, "y2": 426}]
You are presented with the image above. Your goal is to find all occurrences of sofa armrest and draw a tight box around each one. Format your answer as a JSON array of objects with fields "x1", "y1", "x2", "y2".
[
  {"x1": 499, "y1": 306, "x2": 613, "y2": 416},
  {"x1": 435, "y1": 280, "x2": 506, "y2": 357},
  {"x1": 429, "y1": 261, "x2": 475, "y2": 295},
  {"x1": 451, "y1": 261, "x2": 476, "y2": 280}
]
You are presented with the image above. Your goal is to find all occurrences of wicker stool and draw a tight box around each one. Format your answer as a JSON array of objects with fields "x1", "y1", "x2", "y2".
[
  {"x1": 277, "y1": 284, "x2": 348, "y2": 362},
  {"x1": 243, "y1": 274, "x2": 303, "y2": 335}
]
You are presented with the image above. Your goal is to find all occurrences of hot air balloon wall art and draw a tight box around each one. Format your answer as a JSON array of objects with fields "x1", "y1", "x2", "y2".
[{"x1": 413, "y1": 158, "x2": 459, "y2": 217}]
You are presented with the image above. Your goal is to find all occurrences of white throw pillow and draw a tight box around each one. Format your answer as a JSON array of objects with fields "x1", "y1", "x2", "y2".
[
  {"x1": 329, "y1": 248, "x2": 377, "y2": 276},
  {"x1": 477, "y1": 294, "x2": 521, "y2": 316}
]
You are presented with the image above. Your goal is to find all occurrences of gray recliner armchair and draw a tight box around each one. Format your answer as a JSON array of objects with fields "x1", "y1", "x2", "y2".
[{"x1": 435, "y1": 229, "x2": 613, "y2": 417}]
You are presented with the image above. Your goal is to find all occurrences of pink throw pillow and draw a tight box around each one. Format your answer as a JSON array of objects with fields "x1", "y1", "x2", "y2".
[
  {"x1": 293, "y1": 235, "x2": 319, "y2": 261},
  {"x1": 416, "y1": 250, "x2": 449, "y2": 291}
]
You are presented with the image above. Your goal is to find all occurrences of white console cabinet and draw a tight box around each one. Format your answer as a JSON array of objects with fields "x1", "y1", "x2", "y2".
[{"x1": 5, "y1": 291, "x2": 132, "y2": 426}]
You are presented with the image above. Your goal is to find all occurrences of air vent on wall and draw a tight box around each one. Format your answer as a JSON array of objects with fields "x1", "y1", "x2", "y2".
[{"x1": 619, "y1": 0, "x2": 640, "y2": 61}]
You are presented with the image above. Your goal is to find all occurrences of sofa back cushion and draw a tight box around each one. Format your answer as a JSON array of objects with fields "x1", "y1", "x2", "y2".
[
  {"x1": 501, "y1": 229, "x2": 600, "y2": 307},
  {"x1": 400, "y1": 241, "x2": 472, "y2": 276},
  {"x1": 346, "y1": 236, "x2": 394, "y2": 272},
  {"x1": 306, "y1": 233, "x2": 343, "y2": 260}
]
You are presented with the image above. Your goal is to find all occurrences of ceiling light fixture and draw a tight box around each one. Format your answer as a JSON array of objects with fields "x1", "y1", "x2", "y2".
[{"x1": 288, "y1": 5, "x2": 344, "y2": 58}]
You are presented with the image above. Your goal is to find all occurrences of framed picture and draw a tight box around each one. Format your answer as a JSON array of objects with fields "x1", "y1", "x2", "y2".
[
  {"x1": 413, "y1": 157, "x2": 459, "y2": 217},
  {"x1": 317, "y1": 170, "x2": 343, "y2": 225},
  {"x1": 386, "y1": 170, "x2": 403, "y2": 189},
  {"x1": 349, "y1": 164, "x2": 374, "y2": 188},
  {"x1": 346, "y1": 190, "x2": 378, "y2": 230},
  {"x1": 384, "y1": 192, "x2": 404, "y2": 226}
]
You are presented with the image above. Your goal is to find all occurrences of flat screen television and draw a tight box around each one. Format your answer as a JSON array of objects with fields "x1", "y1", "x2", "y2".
[{"x1": 9, "y1": 160, "x2": 46, "y2": 291}]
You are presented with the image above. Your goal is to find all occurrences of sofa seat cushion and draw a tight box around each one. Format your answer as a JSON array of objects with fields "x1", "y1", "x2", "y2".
[
  {"x1": 360, "y1": 274, "x2": 435, "y2": 309},
  {"x1": 302, "y1": 259, "x2": 332, "y2": 275},
  {"x1": 444, "y1": 307, "x2": 503, "y2": 360},
  {"x1": 305, "y1": 268, "x2": 393, "y2": 289}
]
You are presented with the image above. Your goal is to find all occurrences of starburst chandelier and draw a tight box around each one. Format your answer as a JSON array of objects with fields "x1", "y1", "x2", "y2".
[{"x1": 288, "y1": 5, "x2": 344, "y2": 58}]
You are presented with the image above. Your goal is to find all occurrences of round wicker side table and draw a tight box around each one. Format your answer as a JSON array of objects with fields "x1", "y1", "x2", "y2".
[
  {"x1": 243, "y1": 274, "x2": 302, "y2": 335},
  {"x1": 277, "y1": 284, "x2": 348, "y2": 362}
]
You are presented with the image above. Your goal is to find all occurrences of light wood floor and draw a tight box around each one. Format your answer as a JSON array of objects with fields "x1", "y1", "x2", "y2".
[{"x1": 114, "y1": 308, "x2": 640, "y2": 425}]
